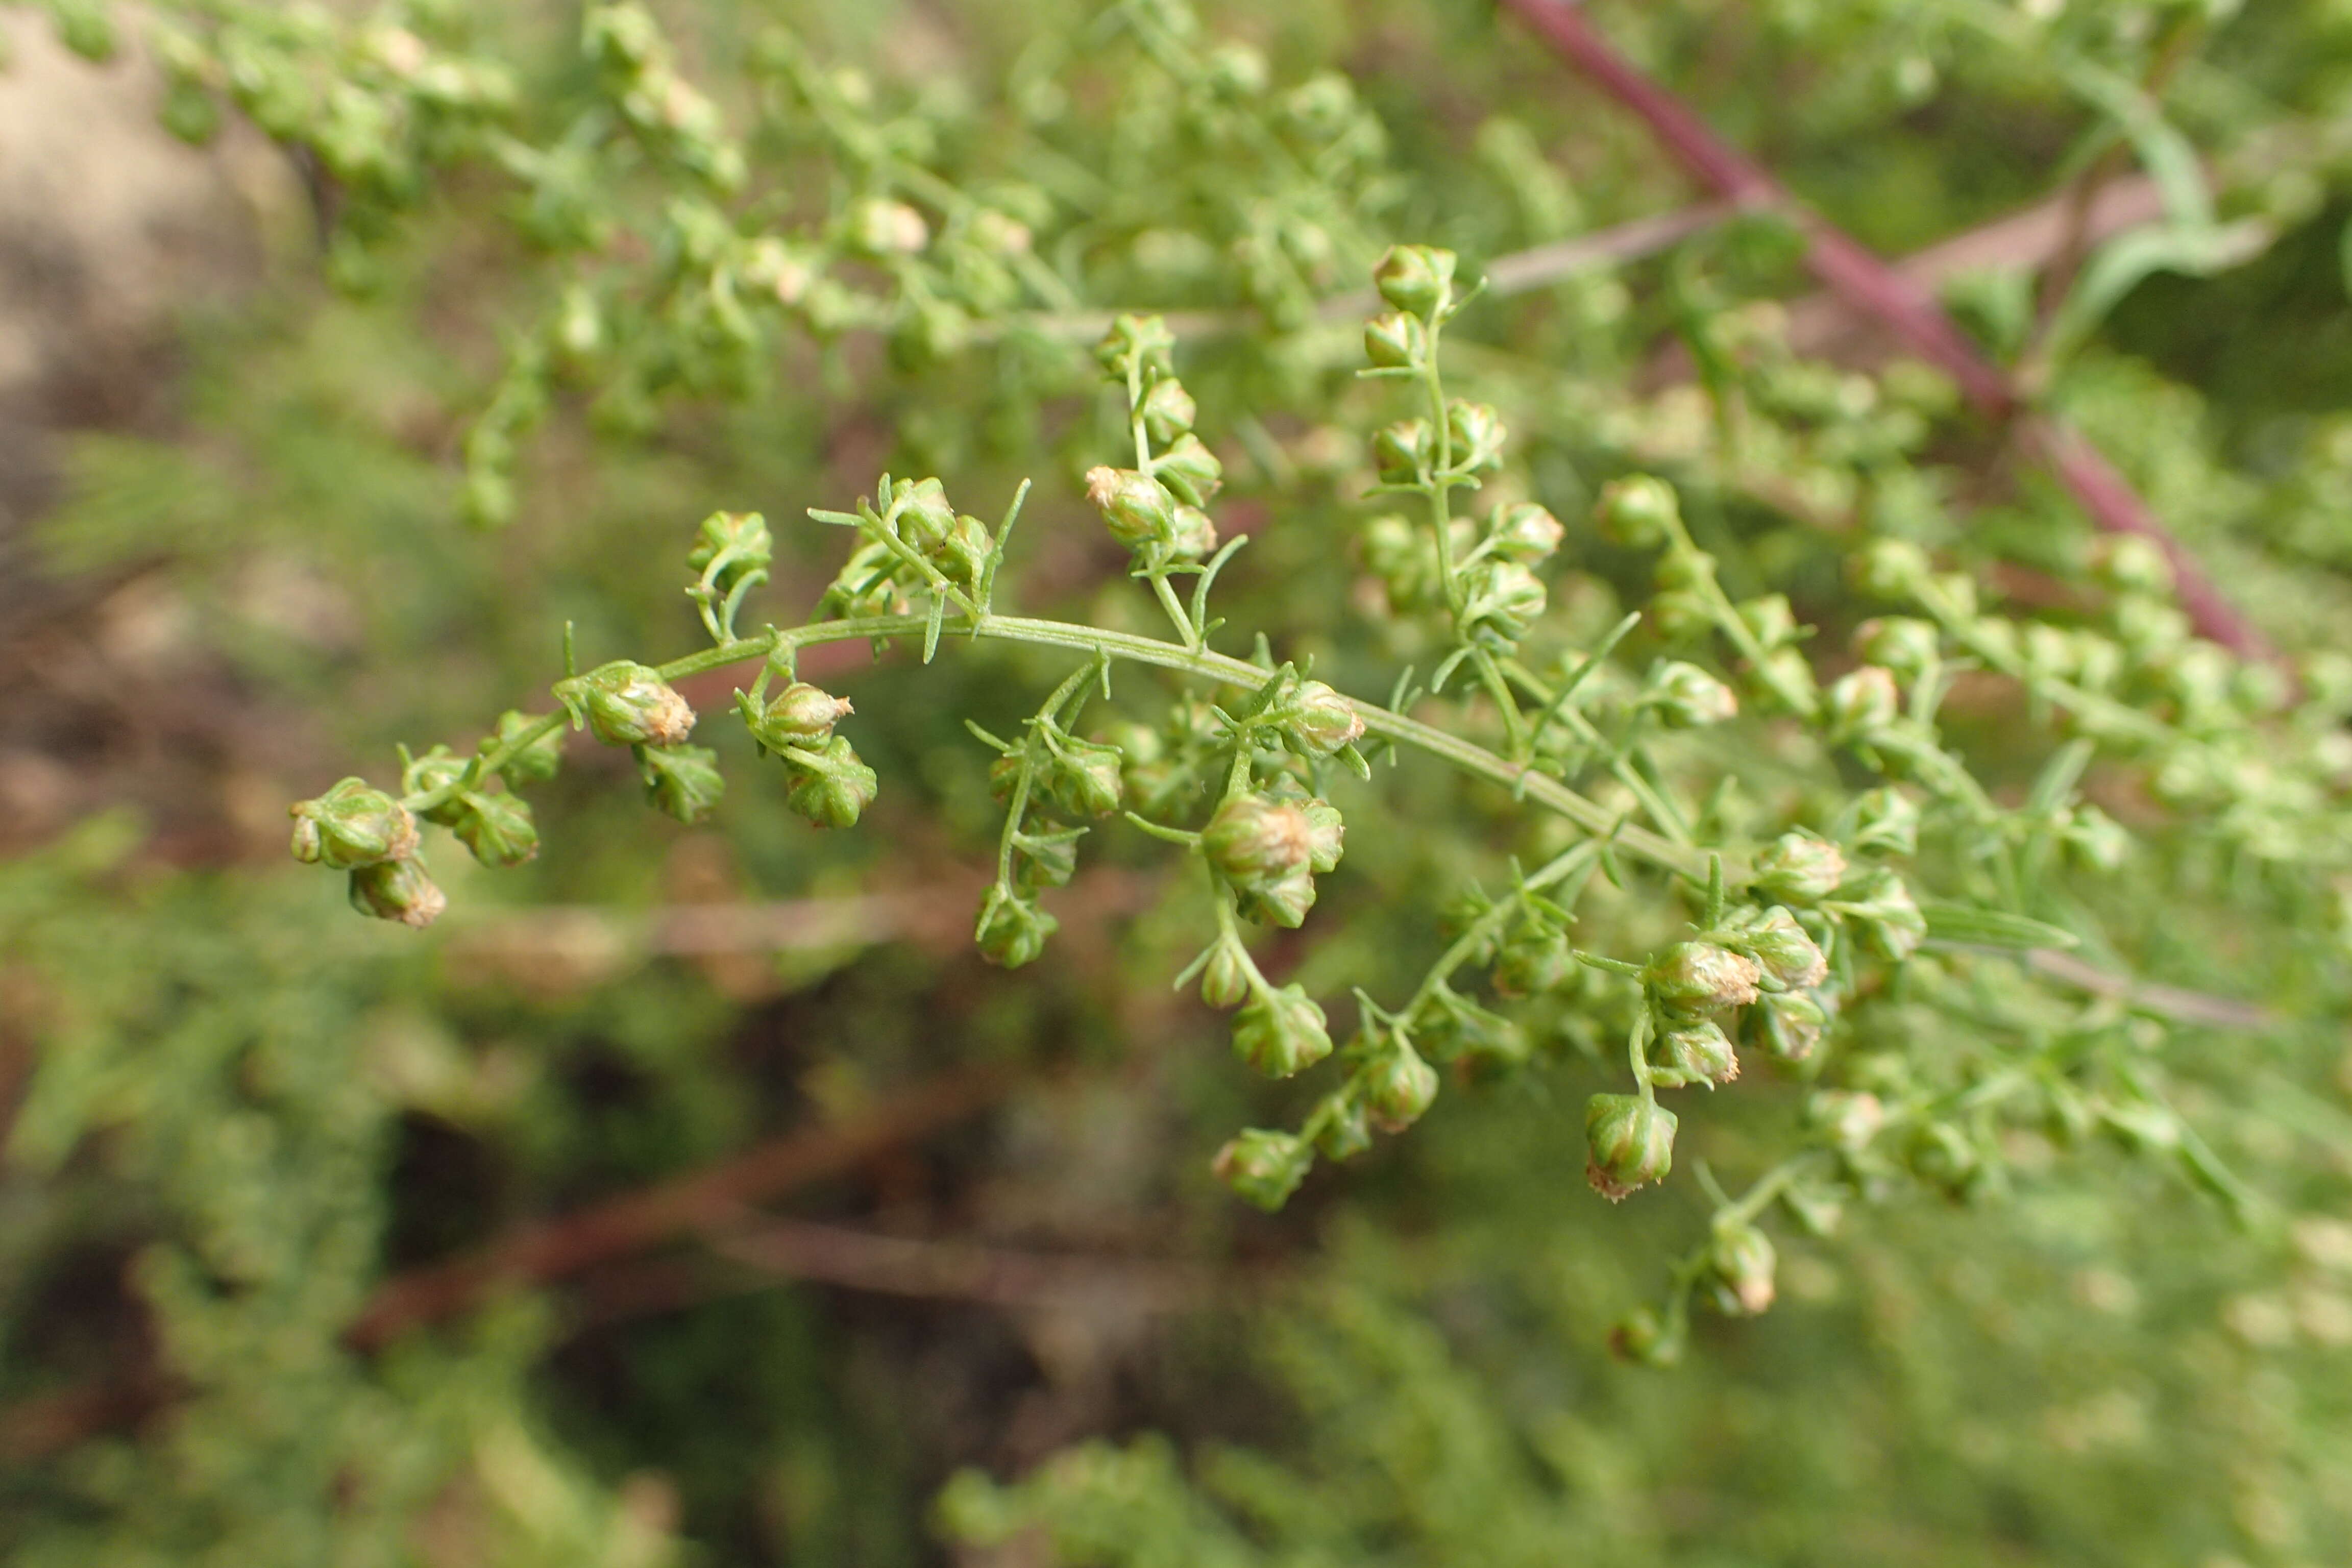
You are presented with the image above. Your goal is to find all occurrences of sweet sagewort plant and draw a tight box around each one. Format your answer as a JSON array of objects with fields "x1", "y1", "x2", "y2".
[{"x1": 284, "y1": 235, "x2": 2343, "y2": 1360}]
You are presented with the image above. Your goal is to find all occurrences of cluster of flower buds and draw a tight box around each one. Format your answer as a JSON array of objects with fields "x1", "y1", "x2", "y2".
[
  {"x1": 814, "y1": 475, "x2": 1002, "y2": 619},
  {"x1": 1085, "y1": 316, "x2": 1225, "y2": 565},
  {"x1": 1584, "y1": 1092, "x2": 1678, "y2": 1202},
  {"x1": 1201, "y1": 793, "x2": 1344, "y2": 929},
  {"x1": 585, "y1": 2, "x2": 746, "y2": 191},
  {"x1": 290, "y1": 777, "x2": 442, "y2": 928},
  {"x1": 290, "y1": 701, "x2": 574, "y2": 927},
  {"x1": 551, "y1": 660, "x2": 736, "y2": 827}
]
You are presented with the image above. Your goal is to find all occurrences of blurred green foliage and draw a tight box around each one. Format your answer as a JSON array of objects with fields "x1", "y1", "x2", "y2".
[{"x1": 6, "y1": 1, "x2": 2352, "y2": 1565}]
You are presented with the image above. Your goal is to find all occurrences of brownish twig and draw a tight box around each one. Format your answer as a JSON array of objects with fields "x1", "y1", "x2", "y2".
[
  {"x1": 3, "y1": 1064, "x2": 1023, "y2": 1462},
  {"x1": 1495, "y1": 0, "x2": 2274, "y2": 664},
  {"x1": 345, "y1": 1062, "x2": 1013, "y2": 1350},
  {"x1": 706, "y1": 1217, "x2": 1218, "y2": 1313}
]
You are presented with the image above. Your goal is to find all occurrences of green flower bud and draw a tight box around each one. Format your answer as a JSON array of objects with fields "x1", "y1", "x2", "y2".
[
  {"x1": 687, "y1": 510, "x2": 772, "y2": 585},
  {"x1": 1095, "y1": 313, "x2": 1175, "y2": 381},
  {"x1": 785, "y1": 736, "x2": 878, "y2": 828},
  {"x1": 846, "y1": 195, "x2": 928, "y2": 256},
  {"x1": 1751, "y1": 833, "x2": 1848, "y2": 904},
  {"x1": 1808, "y1": 1089, "x2": 1885, "y2": 1154},
  {"x1": 1730, "y1": 906, "x2": 1829, "y2": 990},
  {"x1": 492, "y1": 710, "x2": 564, "y2": 785},
  {"x1": 2061, "y1": 803, "x2": 2130, "y2": 873},
  {"x1": 639, "y1": 743, "x2": 725, "y2": 823},
  {"x1": 1595, "y1": 474, "x2": 1681, "y2": 548},
  {"x1": 1199, "y1": 942, "x2": 1252, "y2": 1009},
  {"x1": 402, "y1": 746, "x2": 469, "y2": 816},
  {"x1": 1488, "y1": 502, "x2": 1564, "y2": 565},
  {"x1": 349, "y1": 857, "x2": 447, "y2": 928},
  {"x1": 1462, "y1": 559, "x2": 1547, "y2": 647},
  {"x1": 1650, "y1": 1018, "x2": 1738, "y2": 1088},
  {"x1": 1372, "y1": 419, "x2": 1433, "y2": 485},
  {"x1": 1084, "y1": 465, "x2": 1178, "y2": 550},
  {"x1": 1371, "y1": 243, "x2": 1456, "y2": 318},
  {"x1": 452, "y1": 791, "x2": 539, "y2": 867},
  {"x1": 1706, "y1": 1220, "x2": 1778, "y2": 1315},
  {"x1": 890, "y1": 477, "x2": 957, "y2": 552},
  {"x1": 1824, "y1": 665, "x2": 1901, "y2": 739},
  {"x1": 1361, "y1": 1043, "x2": 1440, "y2": 1132},
  {"x1": 1231, "y1": 983, "x2": 1332, "y2": 1077},
  {"x1": 1166, "y1": 505, "x2": 1218, "y2": 561},
  {"x1": 975, "y1": 887, "x2": 1058, "y2": 969},
  {"x1": 290, "y1": 778, "x2": 419, "y2": 869},
  {"x1": 1203, "y1": 795, "x2": 1315, "y2": 884},
  {"x1": 1203, "y1": 41, "x2": 1270, "y2": 96},
  {"x1": 1753, "y1": 990, "x2": 1828, "y2": 1062},
  {"x1": 1906, "y1": 1120, "x2": 1979, "y2": 1195},
  {"x1": 575, "y1": 663, "x2": 696, "y2": 748},
  {"x1": 1491, "y1": 926, "x2": 1575, "y2": 998},
  {"x1": 1140, "y1": 378, "x2": 1198, "y2": 444},
  {"x1": 1852, "y1": 616, "x2": 1940, "y2": 679},
  {"x1": 2089, "y1": 534, "x2": 2174, "y2": 597},
  {"x1": 1609, "y1": 1305, "x2": 1682, "y2": 1367},
  {"x1": 755, "y1": 682, "x2": 855, "y2": 749},
  {"x1": 1298, "y1": 798, "x2": 1345, "y2": 874},
  {"x1": 1213, "y1": 1128, "x2": 1312, "y2": 1211},
  {"x1": 1646, "y1": 942, "x2": 1762, "y2": 1016},
  {"x1": 1755, "y1": 646, "x2": 1820, "y2": 706},
  {"x1": 1648, "y1": 589, "x2": 1713, "y2": 641},
  {"x1": 821, "y1": 540, "x2": 912, "y2": 620},
  {"x1": 1313, "y1": 1095, "x2": 1374, "y2": 1161},
  {"x1": 1648, "y1": 660, "x2": 1739, "y2": 728},
  {"x1": 1585, "y1": 1093, "x2": 1677, "y2": 1200},
  {"x1": 2115, "y1": 597, "x2": 2190, "y2": 659},
  {"x1": 1363, "y1": 309, "x2": 1426, "y2": 369},
  {"x1": 1829, "y1": 868, "x2": 1925, "y2": 961},
  {"x1": 1738, "y1": 593, "x2": 1799, "y2": 650},
  {"x1": 1853, "y1": 538, "x2": 1932, "y2": 599},
  {"x1": 1014, "y1": 827, "x2": 1080, "y2": 889},
  {"x1": 1848, "y1": 787, "x2": 1920, "y2": 857},
  {"x1": 933, "y1": 512, "x2": 995, "y2": 585},
  {"x1": 1154, "y1": 434, "x2": 1224, "y2": 505},
  {"x1": 1284, "y1": 681, "x2": 1364, "y2": 758},
  {"x1": 1042, "y1": 737, "x2": 1124, "y2": 819},
  {"x1": 1235, "y1": 862, "x2": 1319, "y2": 928},
  {"x1": 1445, "y1": 400, "x2": 1507, "y2": 472}
]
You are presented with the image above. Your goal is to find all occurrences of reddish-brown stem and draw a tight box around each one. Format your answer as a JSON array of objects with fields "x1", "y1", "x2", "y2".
[
  {"x1": 1496, "y1": 0, "x2": 2273, "y2": 663},
  {"x1": 346, "y1": 1062, "x2": 1012, "y2": 1349}
]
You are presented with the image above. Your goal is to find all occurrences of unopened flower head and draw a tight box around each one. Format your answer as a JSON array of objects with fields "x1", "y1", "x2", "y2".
[
  {"x1": 1708, "y1": 1220, "x2": 1778, "y2": 1316},
  {"x1": 1650, "y1": 1019, "x2": 1738, "y2": 1088},
  {"x1": 1751, "y1": 833, "x2": 1848, "y2": 903},
  {"x1": 976, "y1": 888, "x2": 1057, "y2": 969},
  {"x1": 1231, "y1": 983, "x2": 1332, "y2": 1078},
  {"x1": 1585, "y1": 1093, "x2": 1677, "y2": 1200},
  {"x1": 1488, "y1": 502, "x2": 1564, "y2": 565},
  {"x1": 1371, "y1": 243, "x2": 1456, "y2": 318},
  {"x1": 785, "y1": 736, "x2": 878, "y2": 828},
  {"x1": 1361, "y1": 1043, "x2": 1439, "y2": 1132},
  {"x1": 576, "y1": 663, "x2": 696, "y2": 748},
  {"x1": 759, "y1": 682, "x2": 854, "y2": 747},
  {"x1": 1649, "y1": 660, "x2": 1738, "y2": 729},
  {"x1": 1732, "y1": 906, "x2": 1829, "y2": 991},
  {"x1": 1285, "y1": 681, "x2": 1365, "y2": 758},
  {"x1": 1203, "y1": 794, "x2": 1315, "y2": 884},
  {"x1": 1140, "y1": 378, "x2": 1198, "y2": 444},
  {"x1": 349, "y1": 857, "x2": 446, "y2": 928},
  {"x1": 1646, "y1": 941, "x2": 1762, "y2": 1016},
  {"x1": 1085, "y1": 465, "x2": 1178, "y2": 550},
  {"x1": 1213, "y1": 1128, "x2": 1312, "y2": 1211},
  {"x1": 1594, "y1": 474, "x2": 1680, "y2": 548},
  {"x1": 640, "y1": 743, "x2": 724, "y2": 823},
  {"x1": 290, "y1": 778, "x2": 419, "y2": 870}
]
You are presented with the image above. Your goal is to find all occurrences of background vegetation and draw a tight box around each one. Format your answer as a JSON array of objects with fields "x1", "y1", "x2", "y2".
[{"x1": 4, "y1": 1, "x2": 2352, "y2": 1564}]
